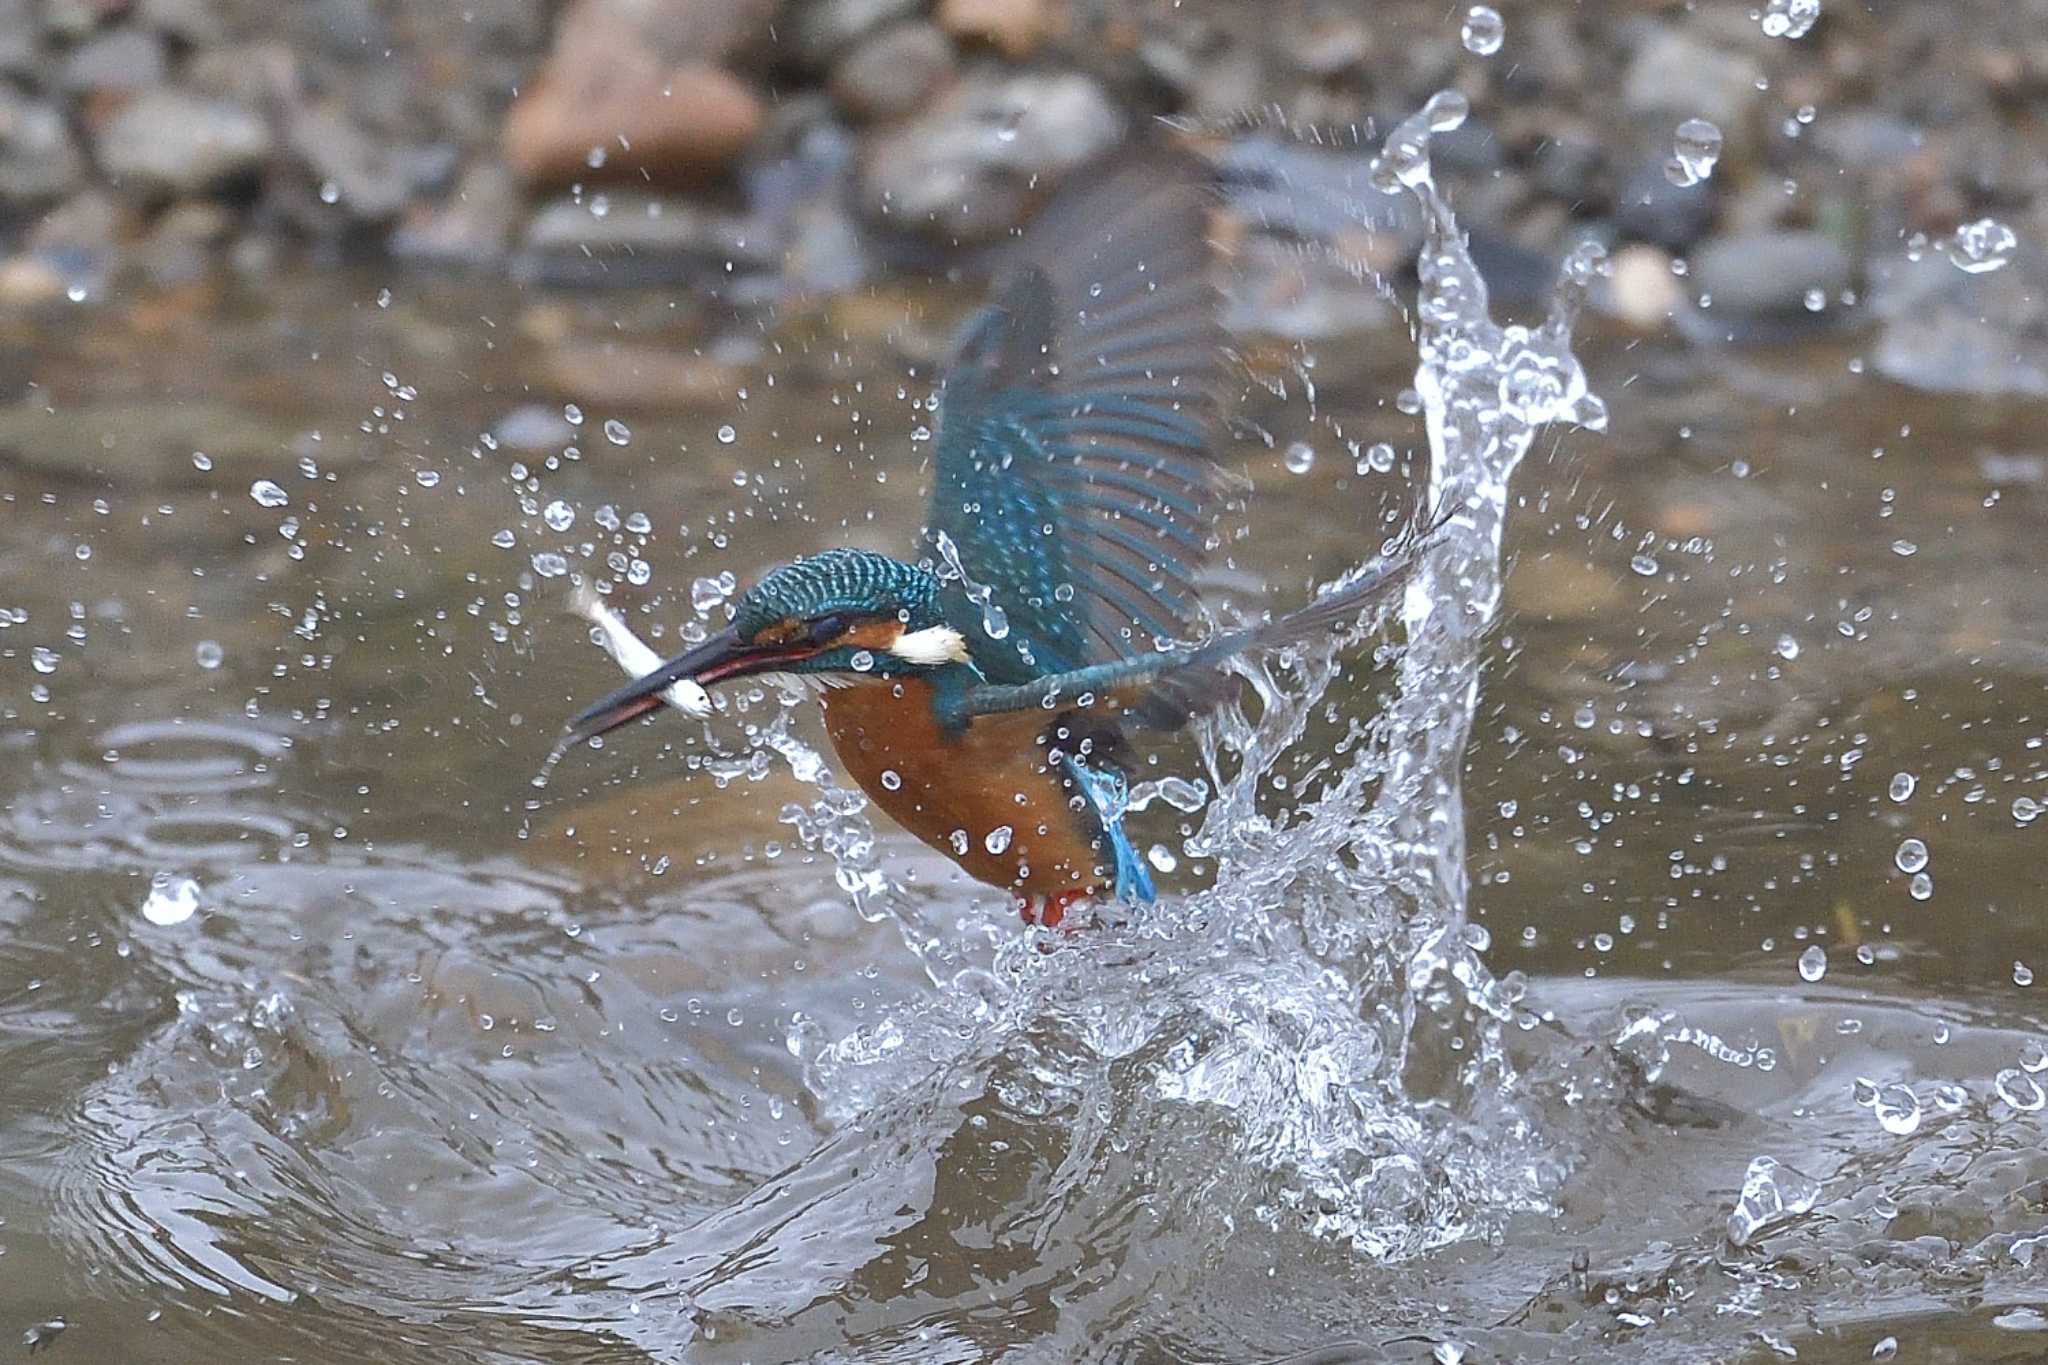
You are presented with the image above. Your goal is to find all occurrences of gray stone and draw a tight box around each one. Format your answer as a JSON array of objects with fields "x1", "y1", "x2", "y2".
[
  {"x1": 1691, "y1": 230, "x2": 1850, "y2": 316},
  {"x1": 97, "y1": 89, "x2": 274, "y2": 197},
  {"x1": 60, "y1": 26, "x2": 168, "y2": 93},
  {"x1": 137, "y1": 0, "x2": 226, "y2": 45},
  {"x1": 830, "y1": 22, "x2": 954, "y2": 123},
  {"x1": 1613, "y1": 158, "x2": 1717, "y2": 251},
  {"x1": 0, "y1": 89, "x2": 85, "y2": 202},
  {"x1": 288, "y1": 106, "x2": 413, "y2": 222},
  {"x1": 0, "y1": 0, "x2": 36, "y2": 77},
  {"x1": 1869, "y1": 244, "x2": 2048, "y2": 399},
  {"x1": 860, "y1": 68, "x2": 1122, "y2": 242},
  {"x1": 793, "y1": 0, "x2": 923, "y2": 67},
  {"x1": 388, "y1": 159, "x2": 522, "y2": 268},
  {"x1": 1623, "y1": 30, "x2": 1763, "y2": 130},
  {"x1": 512, "y1": 192, "x2": 772, "y2": 286}
]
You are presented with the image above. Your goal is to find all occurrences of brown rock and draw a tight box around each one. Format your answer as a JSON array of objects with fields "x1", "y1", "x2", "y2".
[
  {"x1": 937, "y1": 0, "x2": 1059, "y2": 59},
  {"x1": 503, "y1": 0, "x2": 767, "y2": 188}
]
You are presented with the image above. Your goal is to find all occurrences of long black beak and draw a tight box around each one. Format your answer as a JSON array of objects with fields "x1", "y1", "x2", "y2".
[{"x1": 557, "y1": 625, "x2": 795, "y2": 756}]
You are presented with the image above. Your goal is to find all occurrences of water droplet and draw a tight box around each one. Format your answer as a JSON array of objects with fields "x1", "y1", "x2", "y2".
[
  {"x1": 530, "y1": 552, "x2": 569, "y2": 578},
  {"x1": 984, "y1": 825, "x2": 1013, "y2": 855},
  {"x1": 2013, "y1": 795, "x2": 2042, "y2": 825},
  {"x1": 491, "y1": 529, "x2": 516, "y2": 549},
  {"x1": 1459, "y1": 5, "x2": 1504, "y2": 55},
  {"x1": 1758, "y1": 0, "x2": 1821, "y2": 39},
  {"x1": 1283, "y1": 441, "x2": 1316, "y2": 474},
  {"x1": 563, "y1": 403, "x2": 584, "y2": 427},
  {"x1": 1943, "y1": 217, "x2": 2018, "y2": 275},
  {"x1": 1630, "y1": 553, "x2": 1660, "y2": 576},
  {"x1": 194, "y1": 640, "x2": 223, "y2": 670},
  {"x1": 141, "y1": 872, "x2": 201, "y2": 926},
  {"x1": 1909, "y1": 871, "x2": 1933, "y2": 901},
  {"x1": 1424, "y1": 89, "x2": 1469, "y2": 132},
  {"x1": 65, "y1": 282, "x2": 87, "y2": 303},
  {"x1": 1890, "y1": 538, "x2": 1916, "y2": 557},
  {"x1": 603, "y1": 418, "x2": 631, "y2": 446},
  {"x1": 250, "y1": 479, "x2": 290, "y2": 508},
  {"x1": 691, "y1": 576, "x2": 732, "y2": 613},
  {"x1": 1726, "y1": 1154, "x2": 1821, "y2": 1246},
  {"x1": 849, "y1": 649, "x2": 876, "y2": 672},
  {"x1": 879, "y1": 769, "x2": 901, "y2": 791},
  {"x1": 1357, "y1": 441, "x2": 1397, "y2": 475},
  {"x1": 1872, "y1": 1083, "x2": 1922, "y2": 1135},
  {"x1": 1798, "y1": 944, "x2": 1827, "y2": 982},
  {"x1": 717, "y1": 424, "x2": 738, "y2": 444},
  {"x1": 1803, "y1": 288, "x2": 1827, "y2": 312},
  {"x1": 414, "y1": 468, "x2": 440, "y2": 488},
  {"x1": 191, "y1": 451, "x2": 213, "y2": 472},
  {"x1": 2016, "y1": 960, "x2": 2036, "y2": 987},
  {"x1": 1894, "y1": 837, "x2": 1927, "y2": 873},
  {"x1": 29, "y1": 646, "x2": 58, "y2": 674},
  {"x1": 1889, "y1": 772, "x2": 1915, "y2": 802},
  {"x1": 1774, "y1": 634, "x2": 1800, "y2": 660},
  {"x1": 949, "y1": 829, "x2": 970, "y2": 856},
  {"x1": 543, "y1": 500, "x2": 576, "y2": 532},
  {"x1": 1996, "y1": 1068, "x2": 2046, "y2": 1111},
  {"x1": 1147, "y1": 843, "x2": 1177, "y2": 873},
  {"x1": 319, "y1": 179, "x2": 340, "y2": 204},
  {"x1": 1872, "y1": 1337, "x2": 1898, "y2": 1361},
  {"x1": 1666, "y1": 118, "x2": 1724, "y2": 187}
]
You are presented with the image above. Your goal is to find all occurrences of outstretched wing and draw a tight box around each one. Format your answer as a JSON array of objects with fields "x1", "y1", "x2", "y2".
[{"x1": 925, "y1": 151, "x2": 1233, "y2": 685}]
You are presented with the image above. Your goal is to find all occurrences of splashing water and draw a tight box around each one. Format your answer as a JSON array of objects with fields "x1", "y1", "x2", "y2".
[{"x1": 564, "y1": 94, "x2": 1604, "y2": 1322}]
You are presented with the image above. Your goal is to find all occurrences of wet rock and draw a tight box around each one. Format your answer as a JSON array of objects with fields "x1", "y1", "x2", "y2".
[
  {"x1": 792, "y1": 0, "x2": 923, "y2": 68},
  {"x1": 97, "y1": 89, "x2": 273, "y2": 197},
  {"x1": 288, "y1": 105, "x2": 415, "y2": 222},
  {"x1": 1623, "y1": 30, "x2": 1764, "y2": 131},
  {"x1": 512, "y1": 192, "x2": 769, "y2": 286},
  {"x1": 938, "y1": 0, "x2": 1056, "y2": 60},
  {"x1": 0, "y1": 0, "x2": 36, "y2": 77},
  {"x1": 389, "y1": 159, "x2": 522, "y2": 268},
  {"x1": 135, "y1": 0, "x2": 224, "y2": 46},
  {"x1": 830, "y1": 22, "x2": 955, "y2": 123},
  {"x1": 60, "y1": 25, "x2": 166, "y2": 93},
  {"x1": 1869, "y1": 242, "x2": 2048, "y2": 398},
  {"x1": 1691, "y1": 230, "x2": 1850, "y2": 317},
  {"x1": 0, "y1": 88, "x2": 85, "y2": 202},
  {"x1": 136, "y1": 198, "x2": 232, "y2": 285},
  {"x1": 859, "y1": 68, "x2": 1121, "y2": 241},
  {"x1": 1613, "y1": 158, "x2": 1717, "y2": 251}
]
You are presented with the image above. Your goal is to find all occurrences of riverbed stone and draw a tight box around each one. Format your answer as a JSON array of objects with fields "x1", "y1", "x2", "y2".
[
  {"x1": 938, "y1": 0, "x2": 1055, "y2": 60},
  {"x1": 97, "y1": 89, "x2": 273, "y2": 197},
  {"x1": 1691, "y1": 230, "x2": 1850, "y2": 317},
  {"x1": 1869, "y1": 241, "x2": 2048, "y2": 398},
  {"x1": 0, "y1": 88, "x2": 85, "y2": 202},
  {"x1": 859, "y1": 67, "x2": 1121, "y2": 241},
  {"x1": 1622, "y1": 29, "x2": 1764, "y2": 131},
  {"x1": 60, "y1": 25, "x2": 166, "y2": 93},
  {"x1": 830, "y1": 22, "x2": 955, "y2": 123}
]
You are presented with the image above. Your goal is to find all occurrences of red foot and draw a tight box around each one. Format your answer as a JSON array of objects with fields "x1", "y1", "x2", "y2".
[{"x1": 1017, "y1": 888, "x2": 1091, "y2": 930}]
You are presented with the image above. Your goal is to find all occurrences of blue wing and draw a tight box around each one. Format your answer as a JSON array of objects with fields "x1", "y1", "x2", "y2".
[{"x1": 925, "y1": 153, "x2": 1235, "y2": 686}]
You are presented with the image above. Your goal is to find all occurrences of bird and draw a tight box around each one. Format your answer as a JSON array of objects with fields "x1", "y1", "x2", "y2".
[{"x1": 557, "y1": 150, "x2": 1428, "y2": 928}]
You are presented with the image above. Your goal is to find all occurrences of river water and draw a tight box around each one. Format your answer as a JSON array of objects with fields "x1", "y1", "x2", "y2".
[{"x1": 2, "y1": 108, "x2": 2047, "y2": 1362}]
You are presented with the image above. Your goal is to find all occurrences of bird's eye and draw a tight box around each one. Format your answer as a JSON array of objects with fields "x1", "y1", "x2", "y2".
[{"x1": 809, "y1": 614, "x2": 849, "y2": 644}]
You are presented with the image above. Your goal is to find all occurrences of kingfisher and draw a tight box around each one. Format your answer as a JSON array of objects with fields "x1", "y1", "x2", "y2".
[{"x1": 558, "y1": 152, "x2": 1425, "y2": 927}]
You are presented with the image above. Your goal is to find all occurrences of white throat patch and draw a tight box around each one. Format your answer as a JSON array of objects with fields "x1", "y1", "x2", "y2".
[{"x1": 888, "y1": 624, "x2": 970, "y2": 665}]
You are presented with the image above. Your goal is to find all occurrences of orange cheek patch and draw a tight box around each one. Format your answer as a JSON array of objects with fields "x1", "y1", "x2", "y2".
[{"x1": 838, "y1": 621, "x2": 904, "y2": 652}]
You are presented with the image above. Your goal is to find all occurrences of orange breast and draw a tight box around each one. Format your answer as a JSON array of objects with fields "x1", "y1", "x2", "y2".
[{"x1": 820, "y1": 679, "x2": 1109, "y2": 898}]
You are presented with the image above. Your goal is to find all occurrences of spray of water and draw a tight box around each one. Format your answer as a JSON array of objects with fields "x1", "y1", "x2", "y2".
[{"x1": 569, "y1": 92, "x2": 1606, "y2": 1293}]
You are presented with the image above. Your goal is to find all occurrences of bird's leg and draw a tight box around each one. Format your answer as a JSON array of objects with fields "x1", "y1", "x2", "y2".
[{"x1": 1017, "y1": 888, "x2": 1092, "y2": 930}]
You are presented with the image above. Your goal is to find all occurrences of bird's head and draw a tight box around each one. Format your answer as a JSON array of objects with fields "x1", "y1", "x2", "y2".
[{"x1": 561, "y1": 548, "x2": 965, "y2": 748}]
